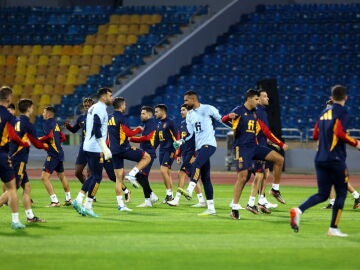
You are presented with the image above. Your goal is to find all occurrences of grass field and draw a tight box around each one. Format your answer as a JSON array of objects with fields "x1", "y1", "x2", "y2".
[{"x1": 0, "y1": 180, "x2": 359, "y2": 270}]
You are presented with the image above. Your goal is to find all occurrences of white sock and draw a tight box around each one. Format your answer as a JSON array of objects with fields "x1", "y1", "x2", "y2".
[
  {"x1": 352, "y1": 191, "x2": 359, "y2": 199},
  {"x1": 272, "y1": 184, "x2": 280, "y2": 191},
  {"x1": 25, "y1": 209, "x2": 35, "y2": 219},
  {"x1": 116, "y1": 195, "x2": 124, "y2": 207},
  {"x1": 187, "y1": 181, "x2": 196, "y2": 195},
  {"x1": 330, "y1": 198, "x2": 335, "y2": 205},
  {"x1": 166, "y1": 189, "x2": 173, "y2": 196},
  {"x1": 12, "y1": 212, "x2": 20, "y2": 223},
  {"x1": 128, "y1": 167, "x2": 140, "y2": 177},
  {"x1": 50, "y1": 194, "x2": 59, "y2": 203},
  {"x1": 65, "y1": 192, "x2": 71, "y2": 201},
  {"x1": 207, "y1": 200, "x2": 215, "y2": 211},
  {"x1": 248, "y1": 196, "x2": 256, "y2": 207},
  {"x1": 232, "y1": 203, "x2": 241, "y2": 210},
  {"x1": 124, "y1": 189, "x2": 129, "y2": 194},
  {"x1": 258, "y1": 195, "x2": 266, "y2": 205},
  {"x1": 175, "y1": 192, "x2": 181, "y2": 201},
  {"x1": 76, "y1": 192, "x2": 85, "y2": 204},
  {"x1": 197, "y1": 193, "x2": 205, "y2": 203},
  {"x1": 84, "y1": 197, "x2": 93, "y2": 210}
]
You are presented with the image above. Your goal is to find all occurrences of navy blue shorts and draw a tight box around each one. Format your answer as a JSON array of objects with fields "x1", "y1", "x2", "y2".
[
  {"x1": 159, "y1": 150, "x2": 175, "y2": 168},
  {"x1": 112, "y1": 147, "x2": 145, "y2": 169},
  {"x1": 13, "y1": 161, "x2": 29, "y2": 189},
  {"x1": 180, "y1": 151, "x2": 195, "y2": 176},
  {"x1": 43, "y1": 155, "x2": 64, "y2": 174},
  {"x1": 0, "y1": 151, "x2": 15, "y2": 183},
  {"x1": 75, "y1": 147, "x2": 87, "y2": 166},
  {"x1": 234, "y1": 145, "x2": 272, "y2": 172},
  {"x1": 250, "y1": 160, "x2": 266, "y2": 174}
]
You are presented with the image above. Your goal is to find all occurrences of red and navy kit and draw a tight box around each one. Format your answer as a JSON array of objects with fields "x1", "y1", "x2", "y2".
[
  {"x1": 9, "y1": 115, "x2": 48, "y2": 187},
  {"x1": 222, "y1": 105, "x2": 284, "y2": 171},
  {"x1": 176, "y1": 119, "x2": 195, "y2": 175},
  {"x1": 0, "y1": 105, "x2": 29, "y2": 183},
  {"x1": 108, "y1": 111, "x2": 142, "y2": 154},
  {"x1": 255, "y1": 105, "x2": 269, "y2": 146},
  {"x1": 313, "y1": 103, "x2": 357, "y2": 162},
  {"x1": 40, "y1": 118, "x2": 65, "y2": 160},
  {"x1": 108, "y1": 111, "x2": 143, "y2": 169},
  {"x1": 156, "y1": 117, "x2": 177, "y2": 151},
  {"x1": 130, "y1": 117, "x2": 158, "y2": 158}
]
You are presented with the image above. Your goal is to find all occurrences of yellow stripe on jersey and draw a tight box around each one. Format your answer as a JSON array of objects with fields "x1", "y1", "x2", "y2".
[
  {"x1": 232, "y1": 117, "x2": 240, "y2": 137},
  {"x1": 169, "y1": 130, "x2": 176, "y2": 142},
  {"x1": 150, "y1": 131, "x2": 156, "y2": 147},
  {"x1": 119, "y1": 125, "x2": 126, "y2": 145},
  {"x1": 330, "y1": 119, "x2": 340, "y2": 151},
  {"x1": 0, "y1": 124, "x2": 9, "y2": 147}
]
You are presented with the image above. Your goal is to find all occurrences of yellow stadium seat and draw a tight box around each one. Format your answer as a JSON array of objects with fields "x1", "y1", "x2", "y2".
[
  {"x1": 64, "y1": 85, "x2": 74, "y2": 95},
  {"x1": 22, "y1": 45, "x2": 32, "y2": 54},
  {"x1": 93, "y1": 45, "x2": 103, "y2": 55},
  {"x1": 39, "y1": 94, "x2": 51, "y2": 105},
  {"x1": 126, "y1": 35, "x2": 137, "y2": 45},
  {"x1": 60, "y1": 55, "x2": 70, "y2": 66},
  {"x1": 65, "y1": 74, "x2": 77, "y2": 85},
  {"x1": 30, "y1": 94, "x2": 40, "y2": 104},
  {"x1": 16, "y1": 65, "x2": 27, "y2": 75},
  {"x1": 6, "y1": 55, "x2": 17, "y2": 65},
  {"x1": 73, "y1": 45, "x2": 82, "y2": 55},
  {"x1": 139, "y1": 24, "x2": 150, "y2": 35},
  {"x1": 23, "y1": 85, "x2": 33, "y2": 94},
  {"x1": 42, "y1": 45, "x2": 52, "y2": 55},
  {"x1": 27, "y1": 65, "x2": 37, "y2": 75},
  {"x1": 38, "y1": 55, "x2": 49, "y2": 65},
  {"x1": 51, "y1": 45, "x2": 62, "y2": 55},
  {"x1": 27, "y1": 55, "x2": 38, "y2": 65},
  {"x1": 0, "y1": 55, "x2": 5, "y2": 65},
  {"x1": 76, "y1": 74, "x2": 87, "y2": 84},
  {"x1": 106, "y1": 34, "x2": 117, "y2": 44},
  {"x1": 119, "y1": 14, "x2": 130, "y2": 24},
  {"x1": 128, "y1": 25, "x2": 139, "y2": 35},
  {"x1": 79, "y1": 55, "x2": 91, "y2": 66},
  {"x1": 118, "y1": 25, "x2": 129, "y2": 34},
  {"x1": 103, "y1": 44, "x2": 113, "y2": 55},
  {"x1": 95, "y1": 34, "x2": 107, "y2": 45},
  {"x1": 107, "y1": 24, "x2": 118, "y2": 35},
  {"x1": 12, "y1": 85, "x2": 23, "y2": 95},
  {"x1": 82, "y1": 45, "x2": 93, "y2": 55},
  {"x1": 69, "y1": 65, "x2": 79, "y2": 75},
  {"x1": 35, "y1": 74, "x2": 46, "y2": 84},
  {"x1": 85, "y1": 35, "x2": 96, "y2": 44},
  {"x1": 91, "y1": 55, "x2": 102, "y2": 66},
  {"x1": 130, "y1": 14, "x2": 140, "y2": 24},
  {"x1": 109, "y1": 15, "x2": 121, "y2": 24},
  {"x1": 43, "y1": 84, "x2": 54, "y2": 94},
  {"x1": 48, "y1": 55, "x2": 60, "y2": 65},
  {"x1": 14, "y1": 74, "x2": 25, "y2": 84},
  {"x1": 98, "y1": 25, "x2": 108, "y2": 34},
  {"x1": 102, "y1": 55, "x2": 112, "y2": 65},
  {"x1": 33, "y1": 84, "x2": 44, "y2": 95},
  {"x1": 37, "y1": 65, "x2": 47, "y2": 75},
  {"x1": 151, "y1": 14, "x2": 162, "y2": 24},
  {"x1": 58, "y1": 65, "x2": 70, "y2": 74},
  {"x1": 17, "y1": 55, "x2": 28, "y2": 65},
  {"x1": 24, "y1": 74, "x2": 35, "y2": 85},
  {"x1": 113, "y1": 44, "x2": 124, "y2": 54},
  {"x1": 12, "y1": 45, "x2": 22, "y2": 55},
  {"x1": 70, "y1": 55, "x2": 80, "y2": 65},
  {"x1": 1, "y1": 45, "x2": 12, "y2": 55},
  {"x1": 51, "y1": 95, "x2": 62, "y2": 104},
  {"x1": 89, "y1": 65, "x2": 100, "y2": 74},
  {"x1": 45, "y1": 74, "x2": 57, "y2": 84},
  {"x1": 116, "y1": 35, "x2": 127, "y2": 44},
  {"x1": 31, "y1": 45, "x2": 42, "y2": 55},
  {"x1": 53, "y1": 84, "x2": 64, "y2": 94},
  {"x1": 3, "y1": 75, "x2": 14, "y2": 85},
  {"x1": 62, "y1": 45, "x2": 73, "y2": 55},
  {"x1": 56, "y1": 74, "x2": 66, "y2": 84}
]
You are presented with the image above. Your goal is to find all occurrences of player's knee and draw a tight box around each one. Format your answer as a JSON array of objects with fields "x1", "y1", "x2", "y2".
[{"x1": 143, "y1": 152, "x2": 151, "y2": 162}]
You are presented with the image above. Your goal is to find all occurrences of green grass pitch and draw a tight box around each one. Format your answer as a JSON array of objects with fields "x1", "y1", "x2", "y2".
[{"x1": 0, "y1": 180, "x2": 359, "y2": 270}]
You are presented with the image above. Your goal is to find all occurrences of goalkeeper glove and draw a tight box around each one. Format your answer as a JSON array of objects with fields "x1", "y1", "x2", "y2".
[
  {"x1": 97, "y1": 139, "x2": 112, "y2": 160},
  {"x1": 173, "y1": 139, "x2": 185, "y2": 150}
]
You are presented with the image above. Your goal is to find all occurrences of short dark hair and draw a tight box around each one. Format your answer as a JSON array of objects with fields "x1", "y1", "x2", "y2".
[
  {"x1": 44, "y1": 106, "x2": 56, "y2": 115},
  {"x1": 257, "y1": 88, "x2": 267, "y2": 95},
  {"x1": 155, "y1": 104, "x2": 167, "y2": 113},
  {"x1": 245, "y1": 89, "x2": 259, "y2": 100},
  {"x1": 184, "y1": 90, "x2": 198, "y2": 97},
  {"x1": 7, "y1": 103, "x2": 15, "y2": 110},
  {"x1": 97, "y1": 87, "x2": 112, "y2": 98},
  {"x1": 83, "y1": 97, "x2": 95, "y2": 105},
  {"x1": 18, "y1": 99, "x2": 33, "y2": 113},
  {"x1": 141, "y1": 106, "x2": 154, "y2": 114},
  {"x1": 181, "y1": 103, "x2": 189, "y2": 110},
  {"x1": 331, "y1": 85, "x2": 347, "y2": 101},
  {"x1": 0, "y1": 86, "x2": 12, "y2": 101},
  {"x1": 113, "y1": 97, "x2": 125, "y2": 109}
]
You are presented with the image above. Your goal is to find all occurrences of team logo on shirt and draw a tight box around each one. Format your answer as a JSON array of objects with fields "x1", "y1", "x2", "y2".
[{"x1": 163, "y1": 123, "x2": 167, "y2": 129}]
